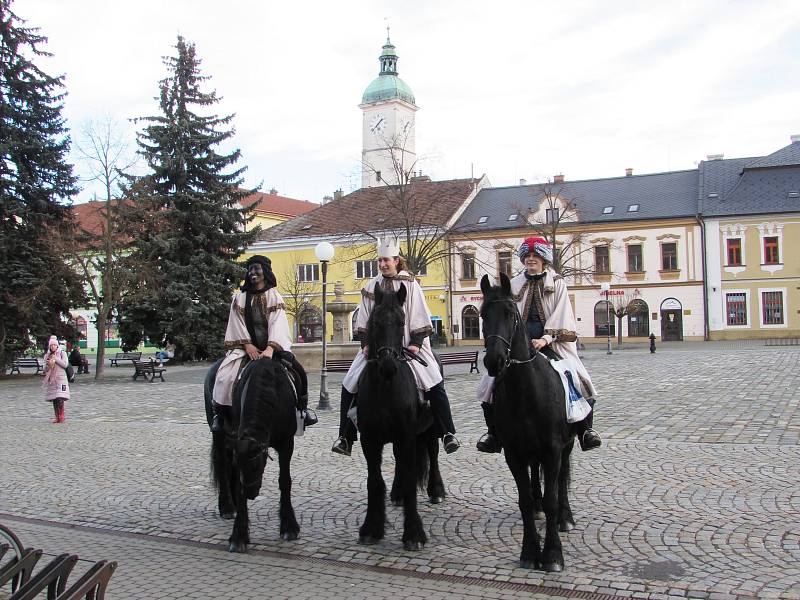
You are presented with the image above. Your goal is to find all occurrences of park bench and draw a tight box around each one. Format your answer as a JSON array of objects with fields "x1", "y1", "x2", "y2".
[
  {"x1": 9, "y1": 358, "x2": 44, "y2": 375},
  {"x1": 438, "y1": 350, "x2": 480, "y2": 373},
  {"x1": 0, "y1": 522, "x2": 117, "y2": 599},
  {"x1": 132, "y1": 360, "x2": 166, "y2": 382},
  {"x1": 108, "y1": 352, "x2": 141, "y2": 367},
  {"x1": 324, "y1": 359, "x2": 354, "y2": 372}
]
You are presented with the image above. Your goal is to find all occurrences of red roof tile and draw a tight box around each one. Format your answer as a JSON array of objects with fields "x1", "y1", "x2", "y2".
[{"x1": 243, "y1": 191, "x2": 318, "y2": 218}]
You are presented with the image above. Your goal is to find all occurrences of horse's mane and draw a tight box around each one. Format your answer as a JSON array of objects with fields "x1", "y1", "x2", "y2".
[
  {"x1": 236, "y1": 358, "x2": 280, "y2": 440},
  {"x1": 365, "y1": 284, "x2": 407, "y2": 378}
]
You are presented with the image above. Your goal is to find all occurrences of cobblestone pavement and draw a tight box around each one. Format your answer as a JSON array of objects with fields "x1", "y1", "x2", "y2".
[{"x1": 1, "y1": 342, "x2": 798, "y2": 600}]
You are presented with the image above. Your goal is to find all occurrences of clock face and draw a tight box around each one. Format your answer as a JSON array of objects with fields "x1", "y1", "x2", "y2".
[{"x1": 369, "y1": 113, "x2": 386, "y2": 136}]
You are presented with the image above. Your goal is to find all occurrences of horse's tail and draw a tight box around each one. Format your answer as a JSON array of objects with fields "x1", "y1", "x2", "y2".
[{"x1": 415, "y1": 435, "x2": 430, "y2": 491}]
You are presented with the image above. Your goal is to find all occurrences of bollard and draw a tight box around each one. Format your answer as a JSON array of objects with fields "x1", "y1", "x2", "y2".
[{"x1": 649, "y1": 332, "x2": 656, "y2": 354}]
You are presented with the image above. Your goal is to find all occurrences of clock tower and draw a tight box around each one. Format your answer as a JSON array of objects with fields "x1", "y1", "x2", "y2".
[{"x1": 360, "y1": 33, "x2": 418, "y2": 188}]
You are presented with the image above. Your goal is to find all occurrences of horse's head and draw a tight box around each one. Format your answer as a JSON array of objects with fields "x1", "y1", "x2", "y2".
[
  {"x1": 234, "y1": 358, "x2": 276, "y2": 499},
  {"x1": 368, "y1": 283, "x2": 407, "y2": 378},
  {"x1": 480, "y1": 273, "x2": 522, "y2": 378}
]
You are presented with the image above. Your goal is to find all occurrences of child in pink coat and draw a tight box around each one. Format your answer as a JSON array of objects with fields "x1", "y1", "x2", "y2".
[{"x1": 43, "y1": 335, "x2": 70, "y2": 423}]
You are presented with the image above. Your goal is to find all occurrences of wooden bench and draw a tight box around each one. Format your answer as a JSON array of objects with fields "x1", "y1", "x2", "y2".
[
  {"x1": 109, "y1": 351, "x2": 141, "y2": 366},
  {"x1": 132, "y1": 360, "x2": 167, "y2": 382},
  {"x1": 325, "y1": 359, "x2": 354, "y2": 372},
  {"x1": 438, "y1": 350, "x2": 480, "y2": 373},
  {"x1": 9, "y1": 358, "x2": 44, "y2": 375},
  {"x1": 0, "y1": 521, "x2": 117, "y2": 599}
]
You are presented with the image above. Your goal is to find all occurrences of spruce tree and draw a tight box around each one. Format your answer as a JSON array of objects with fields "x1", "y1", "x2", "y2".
[
  {"x1": 0, "y1": 0, "x2": 81, "y2": 367},
  {"x1": 120, "y1": 36, "x2": 258, "y2": 361}
]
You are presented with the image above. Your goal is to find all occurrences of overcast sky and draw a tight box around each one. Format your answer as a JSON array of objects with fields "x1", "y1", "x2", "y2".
[{"x1": 20, "y1": 0, "x2": 800, "y2": 204}]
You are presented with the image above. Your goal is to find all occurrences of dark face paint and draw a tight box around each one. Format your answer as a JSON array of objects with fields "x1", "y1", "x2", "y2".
[{"x1": 248, "y1": 264, "x2": 265, "y2": 290}]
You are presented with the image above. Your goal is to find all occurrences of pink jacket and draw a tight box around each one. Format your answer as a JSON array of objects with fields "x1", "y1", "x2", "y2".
[{"x1": 42, "y1": 349, "x2": 70, "y2": 401}]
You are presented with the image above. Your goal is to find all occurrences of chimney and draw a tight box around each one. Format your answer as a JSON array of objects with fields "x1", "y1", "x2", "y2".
[
  {"x1": 322, "y1": 195, "x2": 333, "y2": 205},
  {"x1": 625, "y1": 168, "x2": 633, "y2": 177},
  {"x1": 553, "y1": 174, "x2": 564, "y2": 184},
  {"x1": 706, "y1": 154, "x2": 724, "y2": 161},
  {"x1": 269, "y1": 188, "x2": 278, "y2": 195},
  {"x1": 791, "y1": 134, "x2": 800, "y2": 143},
  {"x1": 519, "y1": 178, "x2": 527, "y2": 186},
  {"x1": 333, "y1": 189, "x2": 343, "y2": 201}
]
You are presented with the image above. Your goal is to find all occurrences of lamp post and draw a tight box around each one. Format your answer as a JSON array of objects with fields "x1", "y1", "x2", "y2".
[
  {"x1": 315, "y1": 241, "x2": 335, "y2": 410},
  {"x1": 600, "y1": 282, "x2": 612, "y2": 355}
]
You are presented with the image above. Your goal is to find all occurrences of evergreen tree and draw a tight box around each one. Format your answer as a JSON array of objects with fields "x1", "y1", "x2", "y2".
[
  {"x1": 0, "y1": 0, "x2": 82, "y2": 367},
  {"x1": 120, "y1": 36, "x2": 258, "y2": 361}
]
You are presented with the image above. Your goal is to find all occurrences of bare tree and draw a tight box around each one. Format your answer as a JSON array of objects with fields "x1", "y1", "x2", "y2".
[
  {"x1": 517, "y1": 182, "x2": 597, "y2": 283},
  {"x1": 606, "y1": 290, "x2": 646, "y2": 349},
  {"x1": 69, "y1": 117, "x2": 137, "y2": 379},
  {"x1": 278, "y1": 253, "x2": 320, "y2": 342}
]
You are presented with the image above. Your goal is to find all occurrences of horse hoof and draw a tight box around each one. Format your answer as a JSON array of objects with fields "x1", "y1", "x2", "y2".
[
  {"x1": 544, "y1": 562, "x2": 563, "y2": 573},
  {"x1": 403, "y1": 540, "x2": 424, "y2": 551},
  {"x1": 228, "y1": 542, "x2": 247, "y2": 553},
  {"x1": 359, "y1": 535, "x2": 378, "y2": 545},
  {"x1": 429, "y1": 495, "x2": 444, "y2": 505},
  {"x1": 534, "y1": 511, "x2": 545, "y2": 521},
  {"x1": 281, "y1": 531, "x2": 299, "y2": 541},
  {"x1": 559, "y1": 521, "x2": 574, "y2": 532},
  {"x1": 220, "y1": 511, "x2": 235, "y2": 520},
  {"x1": 519, "y1": 559, "x2": 536, "y2": 569},
  {"x1": 391, "y1": 498, "x2": 403, "y2": 507}
]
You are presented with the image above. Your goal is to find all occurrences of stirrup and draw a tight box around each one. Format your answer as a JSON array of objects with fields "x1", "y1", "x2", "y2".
[
  {"x1": 210, "y1": 413, "x2": 223, "y2": 434},
  {"x1": 331, "y1": 437, "x2": 351, "y2": 457},
  {"x1": 443, "y1": 433, "x2": 460, "y2": 454},
  {"x1": 303, "y1": 408, "x2": 318, "y2": 427},
  {"x1": 476, "y1": 433, "x2": 502, "y2": 453},
  {"x1": 579, "y1": 428, "x2": 602, "y2": 451}
]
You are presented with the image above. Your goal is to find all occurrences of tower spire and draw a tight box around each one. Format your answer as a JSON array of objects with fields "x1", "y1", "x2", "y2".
[{"x1": 379, "y1": 32, "x2": 398, "y2": 76}]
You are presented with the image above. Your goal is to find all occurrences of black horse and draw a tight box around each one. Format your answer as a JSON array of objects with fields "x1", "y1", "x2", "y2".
[
  {"x1": 480, "y1": 273, "x2": 577, "y2": 572},
  {"x1": 204, "y1": 356, "x2": 300, "y2": 553},
  {"x1": 356, "y1": 282, "x2": 445, "y2": 550}
]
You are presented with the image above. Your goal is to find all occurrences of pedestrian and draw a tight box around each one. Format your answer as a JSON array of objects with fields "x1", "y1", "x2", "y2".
[
  {"x1": 209, "y1": 255, "x2": 315, "y2": 433},
  {"x1": 331, "y1": 236, "x2": 460, "y2": 457},
  {"x1": 68, "y1": 345, "x2": 89, "y2": 374},
  {"x1": 155, "y1": 341, "x2": 175, "y2": 366},
  {"x1": 43, "y1": 335, "x2": 69, "y2": 423},
  {"x1": 476, "y1": 236, "x2": 602, "y2": 452}
]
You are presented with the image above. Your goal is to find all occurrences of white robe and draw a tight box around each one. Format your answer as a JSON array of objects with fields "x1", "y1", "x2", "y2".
[
  {"x1": 341, "y1": 271, "x2": 442, "y2": 394},
  {"x1": 477, "y1": 269, "x2": 597, "y2": 403},
  {"x1": 212, "y1": 289, "x2": 293, "y2": 407}
]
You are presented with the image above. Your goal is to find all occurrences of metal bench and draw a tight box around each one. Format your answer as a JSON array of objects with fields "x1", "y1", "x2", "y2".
[
  {"x1": 9, "y1": 358, "x2": 44, "y2": 375},
  {"x1": 132, "y1": 360, "x2": 166, "y2": 382},
  {"x1": 438, "y1": 350, "x2": 480, "y2": 374},
  {"x1": 0, "y1": 522, "x2": 117, "y2": 599},
  {"x1": 325, "y1": 359, "x2": 354, "y2": 372},
  {"x1": 108, "y1": 351, "x2": 142, "y2": 366}
]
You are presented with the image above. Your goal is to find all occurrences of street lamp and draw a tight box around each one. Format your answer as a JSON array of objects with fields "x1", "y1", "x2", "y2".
[
  {"x1": 315, "y1": 241, "x2": 335, "y2": 410},
  {"x1": 600, "y1": 282, "x2": 612, "y2": 355}
]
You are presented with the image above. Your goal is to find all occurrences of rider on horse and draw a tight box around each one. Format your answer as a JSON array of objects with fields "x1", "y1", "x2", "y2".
[
  {"x1": 331, "y1": 236, "x2": 460, "y2": 457},
  {"x1": 476, "y1": 236, "x2": 602, "y2": 453},
  {"x1": 209, "y1": 254, "x2": 315, "y2": 433}
]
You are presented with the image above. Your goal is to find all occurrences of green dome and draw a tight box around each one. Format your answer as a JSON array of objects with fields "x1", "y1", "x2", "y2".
[{"x1": 362, "y1": 75, "x2": 415, "y2": 104}]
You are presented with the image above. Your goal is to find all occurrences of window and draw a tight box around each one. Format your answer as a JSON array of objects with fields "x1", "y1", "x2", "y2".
[
  {"x1": 594, "y1": 245, "x2": 610, "y2": 274},
  {"x1": 461, "y1": 305, "x2": 480, "y2": 339},
  {"x1": 726, "y1": 293, "x2": 747, "y2": 326},
  {"x1": 301, "y1": 224, "x2": 312, "y2": 230},
  {"x1": 297, "y1": 263, "x2": 319, "y2": 282},
  {"x1": 628, "y1": 204, "x2": 639, "y2": 212},
  {"x1": 602, "y1": 206, "x2": 614, "y2": 214},
  {"x1": 627, "y1": 300, "x2": 649, "y2": 337},
  {"x1": 356, "y1": 260, "x2": 378, "y2": 279},
  {"x1": 762, "y1": 291, "x2": 784, "y2": 325},
  {"x1": 507, "y1": 213, "x2": 518, "y2": 221},
  {"x1": 764, "y1": 236, "x2": 779, "y2": 264},
  {"x1": 627, "y1": 244, "x2": 643, "y2": 272},
  {"x1": 415, "y1": 257, "x2": 428, "y2": 276},
  {"x1": 74, "y1": 316, "x2": 88, "y2": 340},
  {"x1": 545, "y1": 208, "x2": 559, "y2": 224},
  {"x1": 726, "y1": 238, "x2": 742, "y2": 266},
  {"x1": 661, "y1": 242, "x2": 678, "y2": 270},
  {"x1": 375, "y1": 171, "x2": 381, "y2": 183},
  {"x1": 477, "y1": 216, "x2": 488, "y2": 224},
  {"x1": 593, "y1": 301, "x2": 615, "y2": 337},
  {"x1": 298, "y1": 305, "x2": 323, "y2": 342},
  {"x1": 498, "y1": 251, "x2": 513, "y2": 277},
  {"x1": 461, "y1": 253, "x2": 476, "y2": 279}
]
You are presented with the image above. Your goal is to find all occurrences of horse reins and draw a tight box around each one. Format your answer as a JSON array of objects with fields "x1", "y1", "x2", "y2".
[{"x1": 483, "y1": 299, "x2": 539, "y2": 370}]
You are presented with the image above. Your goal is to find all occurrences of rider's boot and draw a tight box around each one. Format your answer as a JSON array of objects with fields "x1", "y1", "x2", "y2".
[
  {"x1": 426, "y1": 382, "x2": 460, "y2": 454},
  {"x1": 331, "y1": 387, "x2": 357, "y2": 456},
  {"x1": 210, "y1": 402, "x2": 224, "y2": 434},
  {"x1": 577, "y1": 410, "x2": 602, "y2": 451},
  {"x1": 476, "y1": 402, "x2": 502, "y2": 453},
  {"x1": 299, "y1": 393, "x2": 318, "y2": 427}
]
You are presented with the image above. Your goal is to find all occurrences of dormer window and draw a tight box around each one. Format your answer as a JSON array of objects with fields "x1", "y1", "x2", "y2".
[
  {"x1": 507, "y1": 213, "x2": 518, "y2": 221},
  {"x1": 602, "y1": 206, "x2": 614, "y2": 214},
  {"x1": 301, "y1": 224, "x2": 312, "y2": 230},
  {"x1": 477, "y1": 216, "x2": 488, "y2": 224},
  {"x1": 628, "y1": 204, "x2": 639, "y2": 212}
]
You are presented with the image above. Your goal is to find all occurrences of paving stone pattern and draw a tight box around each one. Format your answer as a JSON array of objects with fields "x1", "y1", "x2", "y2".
[{"x1": 1, "y1": 343, "x2": 798, "y2": 600}]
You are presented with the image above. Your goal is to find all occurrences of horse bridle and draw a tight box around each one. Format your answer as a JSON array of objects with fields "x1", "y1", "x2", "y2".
[{"x1": 483, "y1": 299, "x2": 538, "y2": 370}]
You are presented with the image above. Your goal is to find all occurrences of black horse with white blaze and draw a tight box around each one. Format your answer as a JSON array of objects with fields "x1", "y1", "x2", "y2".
[
  {"x1": 205, "y1": 357, "x2": 300, "y2": 553},
  {"x1": 356, "y1": 282, "x2": 445, "y2": 550},
  {"x1": 480, "y1": 273, "x2": 577, "y2": 572}
]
